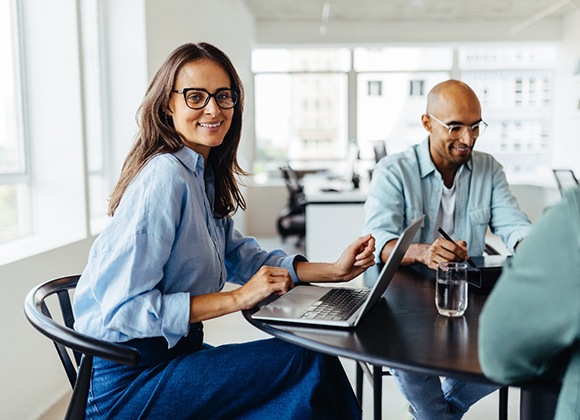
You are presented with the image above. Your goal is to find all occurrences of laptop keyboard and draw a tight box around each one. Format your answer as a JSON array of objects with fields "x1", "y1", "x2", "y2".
[{"x1": 299, "y1": 288, "x2": 370, "y2": 321}]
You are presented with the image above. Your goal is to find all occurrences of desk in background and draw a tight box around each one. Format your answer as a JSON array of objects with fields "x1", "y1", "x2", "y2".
[{"x1": 302, "y1": 174, "x2": 367, "y2": 261}]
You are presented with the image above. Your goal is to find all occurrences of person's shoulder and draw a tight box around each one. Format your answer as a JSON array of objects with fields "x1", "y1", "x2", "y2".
[
  {"x1": 380, "y1": 143, "x2": 421, "y2": 168},
  {"x1": 137, "y1": 152, "x2": 196, "y2": 189},
  {"x1": 147, "y1": 151, "x2": 196, "y2": 174},
  {"x1": 561, "y1": 187, "x2": 580, "y2": 220}
]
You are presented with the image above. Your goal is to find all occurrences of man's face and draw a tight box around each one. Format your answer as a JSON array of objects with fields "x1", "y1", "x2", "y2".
[{"x1": 423, "y1": 90, "x2": 482, "y2": 170}]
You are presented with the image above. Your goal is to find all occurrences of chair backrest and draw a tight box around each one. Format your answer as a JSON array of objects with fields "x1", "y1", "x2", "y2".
[
  {"x1": 24, "y1": 275, "x2": 140, "y2": 420},
  {"x1": 373, "y1": 141, "x2": 387, "y2": 163},
  {"x1": 279, "y1": 166, "x2": 307, "y2": 208},
  {"x1": 553, "y1": 169, "x2": 579, "y2": 196}
]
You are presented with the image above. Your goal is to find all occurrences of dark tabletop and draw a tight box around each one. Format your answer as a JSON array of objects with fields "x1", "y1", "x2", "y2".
[{"x1": 243, "y1": 264, "x2": 494, "y2": 384}]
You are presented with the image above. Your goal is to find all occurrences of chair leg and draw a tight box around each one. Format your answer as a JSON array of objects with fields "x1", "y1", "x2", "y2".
[
  {"x1": 373, "y1": 365, "x2": 382, "y2": 420},
  {"x1": 499, "y1": 386, "x2": 508, "y2": 420},
  {"x1": 355, "y1": 361, "x2": 364, "y2": 405}
]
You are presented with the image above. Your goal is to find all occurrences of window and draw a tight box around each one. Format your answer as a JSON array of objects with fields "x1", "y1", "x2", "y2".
[
  {"x1": 253, "y1": 44, "x2": 556, "y2": 181},
  {"x1": 367, "y1": 81, "x2": 383, "y2": 96},
  {"x1": 253, "y1": 49, "x2": 349, "y2": 174},
  {"x1": 409, "y1": 80, "x2": 425, "y2": 96},
  {"x1": 0, "y1": 0, "x2": 28, "y2": 244},
  {"x1": 80, "y1": 0, "x2": 108, "y2": 229},
  {"x1": 460, "y1": 46, "x2": 556, "y2": 180}
]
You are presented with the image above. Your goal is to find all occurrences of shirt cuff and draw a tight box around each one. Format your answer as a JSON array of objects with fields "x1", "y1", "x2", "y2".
[
  {"x1": 506, "y1": 226, "x2": 532, "y2": 253},
  {"x1": 373, "y1": 231, "x2": 399, "y2": 263},
  {"x1": 160, "y1": 292, "x2": 191, "y2": 348},
  {"x1": 280, "y1": 254, "x2": 308, "y2": 284}
]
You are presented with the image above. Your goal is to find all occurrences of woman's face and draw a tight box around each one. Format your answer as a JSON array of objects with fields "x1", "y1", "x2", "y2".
[{"x1": 168, "y1": 59, "x2": 234, "y2": 160}]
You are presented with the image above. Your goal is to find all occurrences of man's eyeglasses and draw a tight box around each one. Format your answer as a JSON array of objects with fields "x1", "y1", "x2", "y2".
[
  {"x1": 172, "y1": 88, "x2": 239, "y2": 110},
  {"x1": 428, "y1": 113, "x2": 487, "y2": 140}
]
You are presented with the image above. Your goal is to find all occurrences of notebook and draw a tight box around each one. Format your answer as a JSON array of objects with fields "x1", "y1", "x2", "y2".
[
  {"x1": 467, "y1": 254, "x2": 512, "y2": 294},
  {"x1": 251, "y1": 215, "x2": 425, "y2": 327}
]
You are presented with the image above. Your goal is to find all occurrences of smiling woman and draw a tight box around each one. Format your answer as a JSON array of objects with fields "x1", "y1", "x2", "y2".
[{"x1": 72, "y1": 42, "x2": 375, "y2": 419}]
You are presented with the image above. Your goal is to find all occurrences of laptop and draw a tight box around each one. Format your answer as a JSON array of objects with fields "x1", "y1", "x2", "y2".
[{"x1": 251, "y1": 215, "x2": 425, "y2": 327}]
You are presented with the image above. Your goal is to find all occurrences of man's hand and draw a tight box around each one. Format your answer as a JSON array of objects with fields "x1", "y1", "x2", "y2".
[{"x1": 420, "y1": 238, "x2": 469, "y2": 270}]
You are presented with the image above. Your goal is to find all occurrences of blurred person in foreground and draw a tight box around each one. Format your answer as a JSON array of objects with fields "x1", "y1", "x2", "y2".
[{"x1": 479, "y1": 186, "x2": 580, "y2": 420}]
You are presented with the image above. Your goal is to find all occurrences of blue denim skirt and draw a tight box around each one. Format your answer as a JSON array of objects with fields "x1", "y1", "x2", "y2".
[{"x1": 86, "y1": 323, "x2": 361, "y2": 419}]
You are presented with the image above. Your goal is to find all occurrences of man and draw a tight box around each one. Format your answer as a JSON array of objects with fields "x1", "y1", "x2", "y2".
[
  {"x1": 363, "y1": 79, "x2": 532, "y2": 419},
  {"x1": 479, "y1": 186, "x2": 580, "y2": 420}
]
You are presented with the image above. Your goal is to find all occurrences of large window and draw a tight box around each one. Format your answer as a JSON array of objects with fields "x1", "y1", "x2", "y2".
[
  {"x1": 0, "y1": 0, "x2": 111, "y2": 264},
  {"x1": 0, "y1": 0, "x2": 28, "y2": 244},
  {"x1": 253, "y1": 49, "x2": 350, "y2": 174},
  {"x1": 80, "y1": 0, "x2": 108, "y2": 227},
  {"x1": 252, "y1": 45, "x2": 557, "y2": 181}
]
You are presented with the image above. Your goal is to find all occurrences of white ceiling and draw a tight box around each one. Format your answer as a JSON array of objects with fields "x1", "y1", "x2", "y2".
[
  {"x1": 241, "y1": 0, "x2": 580, "y2": 44},
  {"x1": 243, "y1": 0, "x2": 578, "y2": 24}
]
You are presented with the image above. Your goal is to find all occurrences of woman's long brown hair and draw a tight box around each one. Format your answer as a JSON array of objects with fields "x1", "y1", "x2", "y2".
[{"x1": 108, "y1": 42, "x2": 247, "y2": 218}]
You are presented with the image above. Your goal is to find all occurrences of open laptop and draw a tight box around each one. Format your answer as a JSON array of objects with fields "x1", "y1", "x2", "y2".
[{"x1": 251, "y1": 215, "x2": 425, "y2": 327}]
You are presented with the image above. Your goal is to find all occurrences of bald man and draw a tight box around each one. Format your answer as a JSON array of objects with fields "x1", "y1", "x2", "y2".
[{"x1": 363, "y1": 80, "x2": 532, "y2": 418}]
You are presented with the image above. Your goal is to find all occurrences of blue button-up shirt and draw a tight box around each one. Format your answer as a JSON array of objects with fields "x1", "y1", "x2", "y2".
[
  {"x1": 363, "y1": 138, "x2": 532, "y2": 262},
  {"x1": 73, "y1": 147, "x2": 304, "y2": 348}
]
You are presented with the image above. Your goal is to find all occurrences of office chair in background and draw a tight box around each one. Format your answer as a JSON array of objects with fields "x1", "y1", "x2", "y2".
[
  {"x1": 552, "y1": 169, "x2": 579, "y2": 196},
  {"x1": 277, "y1": 166, "x2": 307, "y2": 247},
  {"x1": 24, "y1": 275, "x2": 140, "y2": 420},
  {"x1": 373, "y1": 141, "x2": 387, "y2": 163}
]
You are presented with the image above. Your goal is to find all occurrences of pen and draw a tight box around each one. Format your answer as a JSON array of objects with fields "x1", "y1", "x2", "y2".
[{"x1": 437, "y1": 227, "x2": 476, "y2": 268}]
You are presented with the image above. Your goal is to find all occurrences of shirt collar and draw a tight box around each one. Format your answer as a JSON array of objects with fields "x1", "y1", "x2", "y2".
[
  {"x1": 418, "y1": 137, "x2": 473, "y2": 179},
  {"x1": 173, "y1": 146, "x2": 205, "y2": 176}
]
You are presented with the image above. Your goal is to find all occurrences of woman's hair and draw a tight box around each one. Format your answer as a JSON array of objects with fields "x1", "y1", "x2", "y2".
[{"x1": 108, "y1": 42, "x2": 247, "y2": 218}]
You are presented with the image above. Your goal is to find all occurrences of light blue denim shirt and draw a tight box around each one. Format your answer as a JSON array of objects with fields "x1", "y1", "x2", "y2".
[
  {"x1": 73, "y1": 147, "x2": 305, "y2": 348},
  {"x1": 363, "y1": 138, "x2": 532, "y2": 262}
]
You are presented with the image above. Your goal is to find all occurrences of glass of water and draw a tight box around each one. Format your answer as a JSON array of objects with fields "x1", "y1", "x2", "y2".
[{"x1": 436, "y1": 262, "x2": 468, "y2": 317}]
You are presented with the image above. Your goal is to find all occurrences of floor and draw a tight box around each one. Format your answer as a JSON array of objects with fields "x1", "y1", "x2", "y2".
[{"x1": 41, "y1": 235, "x2": 520, "y2": 420}]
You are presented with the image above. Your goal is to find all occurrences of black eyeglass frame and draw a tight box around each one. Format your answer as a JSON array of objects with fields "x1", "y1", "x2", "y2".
[{"x1": 172, "y1": 87, "x2": 240, "y2": 110}]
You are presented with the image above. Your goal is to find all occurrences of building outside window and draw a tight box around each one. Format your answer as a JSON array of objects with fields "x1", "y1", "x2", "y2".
[
  {"x1": 252, "y1": 49, "x2": 349, "y2": 174},
  {"x1": 253, "y1": 45, "x2": 556, "y2": 182},
  {"x1": 409, "y1": 79, "x2": 425, "y2": 96},
  {"x1": 367, "y1": 80, "x2": 383, "y2": 96}
]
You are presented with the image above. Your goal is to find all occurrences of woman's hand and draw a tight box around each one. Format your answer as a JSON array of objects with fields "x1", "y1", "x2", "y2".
[
  {"x1": 233, "y1": 266, "x2": 294, "y2": 310},
  {"x1": 333, "y1": 234, "x2": 376, "y2": 281},
  {"x1": 295, "y1": 234, "x2": 376, "y2": 283}
]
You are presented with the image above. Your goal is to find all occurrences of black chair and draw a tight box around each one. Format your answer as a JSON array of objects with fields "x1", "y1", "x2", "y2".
[
  {"x1": 24, "y1": 275, "x2": 140, "y2": 420},
  {"x1": 277, "y1": 166, "x2": 307, "y2": 246},
  {"x1": 552, "y1": 169, "x2": 578, "y2": 197}
]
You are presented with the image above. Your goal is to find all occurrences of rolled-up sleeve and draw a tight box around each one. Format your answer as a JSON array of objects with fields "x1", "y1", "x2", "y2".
[
  {"x1": 364, "y1": 155, "x2": 421, "y2": 262},
  {"x1": 488, "y1": 161, "x2": 532, "y2": 252},
  {"x1": 223, "y1": 218, "x2": 307, "y2": 284}
]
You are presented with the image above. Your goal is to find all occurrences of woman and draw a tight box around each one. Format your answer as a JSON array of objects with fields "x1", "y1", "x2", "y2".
[{"x1": 73, "y1": 42, "x2": 375, "y2": 419}]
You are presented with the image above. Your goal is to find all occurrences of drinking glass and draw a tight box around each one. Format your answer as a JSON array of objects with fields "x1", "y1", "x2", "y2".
[{"x1": 436, "y1": 262, "x2": 468, "y2": 317}]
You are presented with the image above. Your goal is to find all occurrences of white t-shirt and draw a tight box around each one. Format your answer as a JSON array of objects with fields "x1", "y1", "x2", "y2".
[{"x1": 433, "y1": 182, "x2": 456, "y2": 242}]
